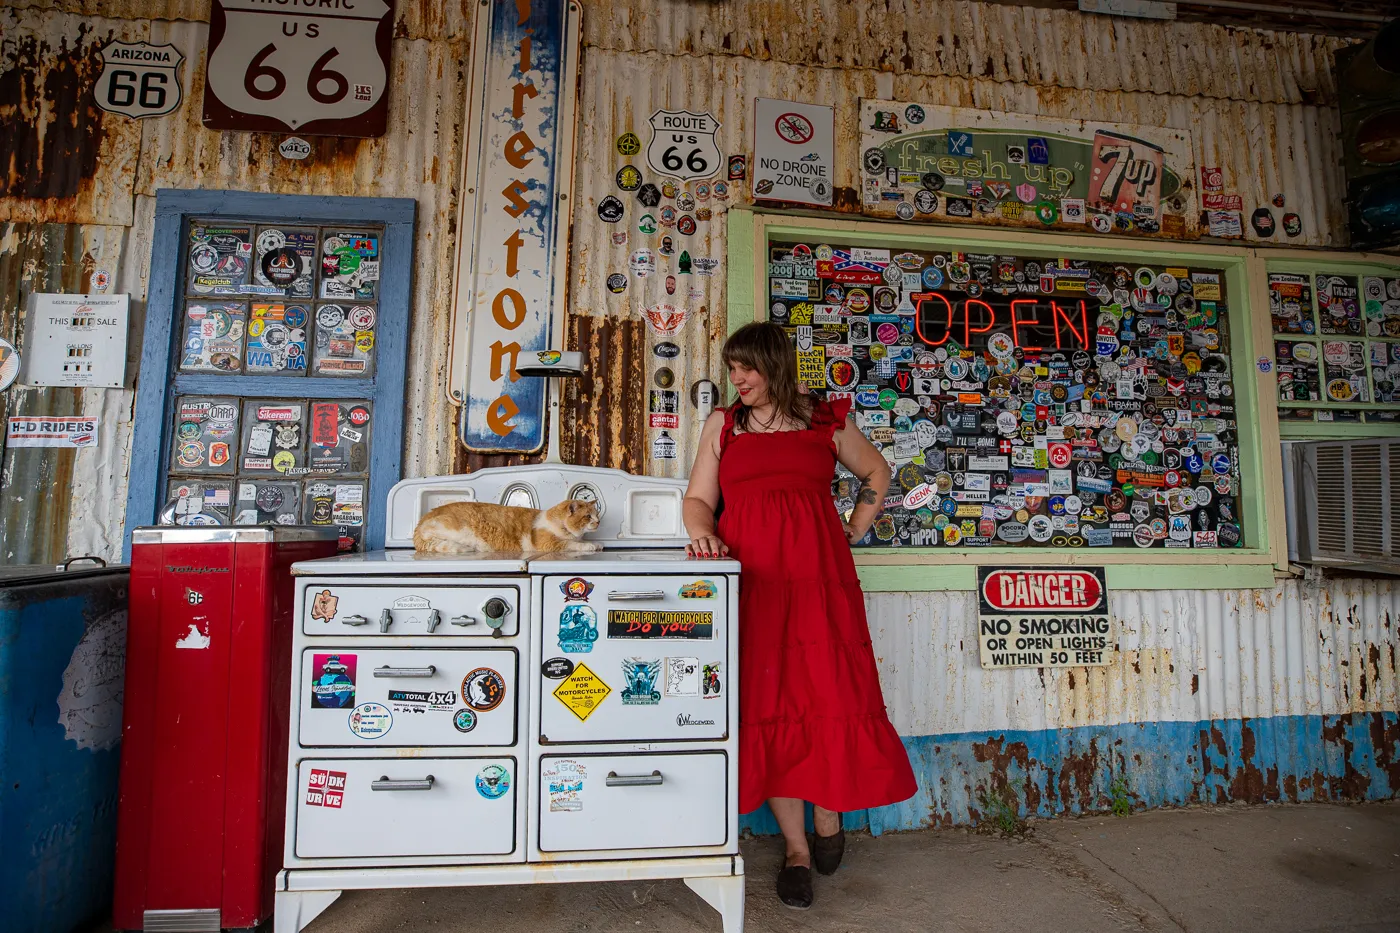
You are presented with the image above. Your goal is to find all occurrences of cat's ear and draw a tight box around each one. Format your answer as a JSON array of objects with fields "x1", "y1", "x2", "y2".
[{"x1": 568, "y1": 500, "x2": 581, "y2": 514}]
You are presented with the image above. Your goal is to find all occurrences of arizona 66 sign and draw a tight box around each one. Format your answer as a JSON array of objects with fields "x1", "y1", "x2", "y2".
[
  {"x1": 94, "y1": 42, "x2": 185, "y2": 119},
  {"x1": 203, "y1": 0, "x2": 395, "y2": 136}
]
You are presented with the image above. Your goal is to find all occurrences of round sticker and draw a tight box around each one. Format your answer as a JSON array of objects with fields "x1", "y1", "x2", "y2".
[
  {"x1": 348, "y1": 702, "x2": 392, "y2": 739},
  {"x1": 598, "y1": 196, "x2": 625, "y2": 223},
  {"x1": 272, "y1": 450, "x2": 296, "y2": 473},
  {"x1": 348, "y1": 305, "x2": 376, "y2": 329},
  {"x1": 462, "y1": 668, "x2": 507, "y2": 712},
  {"x1": 476, "y1": 764, "x2": 511, "y2": 799},
  {"x1": 348, "y1": 406, "x2": 371, "y2": 427},
  {"x1": 177, "y1": 441, "x2": 205, "y2": 468},
  {"x1": 678, "y1": 215, "x2": 697, "y2": 236},
  {"x1": 317, "y1": 305, "x2": 346, "y2": 328},
  {"x1": 616, "y1": 133, "x2": 641, "y2": 156},
  {"x1": 616, "y1": 165, "x2": 643, "y2": 191},
  {"x1": 255, "y1": 485, "x2": 286, "y2": 511},
  {"x1": 987, "y1": 333, "x2": 1014, "y2": 359},
  {"x1": 1028, "y1": 514, "x2": 1053, "y2": 542},
  {"x1": 453, "y1": 708, "x2": 478, "y2": 733},
  {"x1": 1132, "y1": 524, "x2": 1155, "y2": 548}
]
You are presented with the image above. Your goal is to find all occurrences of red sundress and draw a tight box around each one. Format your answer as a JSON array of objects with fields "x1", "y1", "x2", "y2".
[{"x1": 718, "y1": 397, "x2": 917, "y2": 814}]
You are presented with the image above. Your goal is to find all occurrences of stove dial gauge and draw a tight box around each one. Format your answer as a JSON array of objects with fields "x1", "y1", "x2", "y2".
[{"x1": 567, "y1": 482, "x2": 604, "y2": 516}]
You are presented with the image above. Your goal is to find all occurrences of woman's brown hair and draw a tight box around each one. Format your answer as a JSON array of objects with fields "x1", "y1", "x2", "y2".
[{"x1": 721, "y1": 321, "x2": 811, "y2": 433}]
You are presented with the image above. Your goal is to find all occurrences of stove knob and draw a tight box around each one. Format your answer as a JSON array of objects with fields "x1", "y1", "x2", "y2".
[
  {"x1": 379, "y1": 609, "x2": 393, "y2": 633},
  {"x1": 426, "y1": 609, "x2": 441, "y2": 633},
  {"x1": 482, "y1": 597, "x2": 509, "y2": 632},
  {"x1": 449, "y1": 614, "x2": 478, "y2": 627}
]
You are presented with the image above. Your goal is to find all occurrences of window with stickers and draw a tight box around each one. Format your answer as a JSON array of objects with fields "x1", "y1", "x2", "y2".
[
  {"x1": 163, "y1": 221, "x2": 383, "y2": 549},
  {"x1": 1266, "y1": 262, "x2": 1400, "y2": 432},
  {"x1": 767, "y1": 241, "x2": 1246, "y2": 550}
]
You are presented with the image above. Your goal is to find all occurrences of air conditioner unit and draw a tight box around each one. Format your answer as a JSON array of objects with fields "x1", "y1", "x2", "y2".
[{"x1": 1289, "y1": 438, "x2": 1400, "y2": 574}]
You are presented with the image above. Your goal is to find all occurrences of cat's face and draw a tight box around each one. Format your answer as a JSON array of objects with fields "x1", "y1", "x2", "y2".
[{"x1": 552, "y1": 499, "x2": 602, "y2": 537}]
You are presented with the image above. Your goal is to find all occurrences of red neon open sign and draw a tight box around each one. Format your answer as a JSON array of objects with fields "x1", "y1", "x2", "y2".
[{"x1": 912, "y1": 293, "x2": 1092, "y2": 353}]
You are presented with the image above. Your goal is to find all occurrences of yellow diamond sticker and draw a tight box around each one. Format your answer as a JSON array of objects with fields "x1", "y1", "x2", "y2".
[{"x1": 553, "y1": 662, "x2": 612, "y2": 722}]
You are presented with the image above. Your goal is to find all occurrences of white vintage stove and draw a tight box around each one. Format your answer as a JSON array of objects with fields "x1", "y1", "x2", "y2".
[{"x1": 276, "y1": 465, "x2": 744, "y2": 933}]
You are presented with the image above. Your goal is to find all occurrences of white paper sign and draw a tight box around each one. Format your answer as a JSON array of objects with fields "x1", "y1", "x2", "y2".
[
  {"x1": 753, "y1": 98, "x2": 834, "y2": 206},
  {"x1": 7, "y1": 417, "x2": 98, "y2": 449},
  {"x1": 21, "y1": 294, "x2": 128, "y2": 388}
]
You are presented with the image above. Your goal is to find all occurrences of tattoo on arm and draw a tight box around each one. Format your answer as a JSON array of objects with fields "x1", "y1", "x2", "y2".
[{"x1": 857, "y1": 484, "x2": 879, "y2": 505}]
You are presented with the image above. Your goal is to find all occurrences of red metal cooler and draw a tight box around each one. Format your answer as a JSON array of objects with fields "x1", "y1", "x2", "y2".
[{"x1": 115, "y1": 528, "x2": 339, "y2": 932}]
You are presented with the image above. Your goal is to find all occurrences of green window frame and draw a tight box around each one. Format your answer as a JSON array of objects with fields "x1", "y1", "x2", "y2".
[
  {"x1": 1259, "y1": 249, "x2": 1400, "y2": 441},
  {"x1": 727, "y1": 209, "x2": 1284, "y2": 591}
]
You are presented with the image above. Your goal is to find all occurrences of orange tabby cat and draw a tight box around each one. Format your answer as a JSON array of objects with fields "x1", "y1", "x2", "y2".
[{"x1": 413, "y1": 499, "x2": 602, "y2": 555}]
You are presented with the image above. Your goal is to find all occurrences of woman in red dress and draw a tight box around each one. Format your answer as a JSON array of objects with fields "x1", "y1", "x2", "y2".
[{"x1": 683, "y1": 322, "x2": 917, "y2": 909}]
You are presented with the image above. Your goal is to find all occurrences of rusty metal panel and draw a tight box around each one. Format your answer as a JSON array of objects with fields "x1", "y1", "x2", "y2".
[
  {"x1": 0, "y1": 8, "x2": 144, "y2": 226},
  {"x1": 580, "y1": 0, "x2": 1353, "y2": 107},
  {"x1": 6, "y1": 0, "x2": 476, "y2": 39},
  {"x1": 843, "y1": 575, "x2": 1400, "y2": 832},
  {"x1": 0, "y1": 222, "x2": 116, "y2": 564}
]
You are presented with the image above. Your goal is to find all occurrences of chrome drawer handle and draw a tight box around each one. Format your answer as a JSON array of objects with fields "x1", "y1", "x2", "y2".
[
  {"x1": 372, "y1": 665, "x2": 437, "y2": 678},
  {"x1": 341, "y1": 614, "x2": 369, "y2": 626},
  {"x1": 371, "y1": 775, "x2": 435, "y2": 791},
  {"x1": 379, "y1": 608, "x2": 392, "y2": 632},
  {"x1": 450, "y1": 614, "x2": 478, "y2": 627},
  {"x1": 607, "y1": 590, "x2": 666, "y2": 601},
  {"x1": 605, "y1": 770, "x2": 663, "y2": 787}
]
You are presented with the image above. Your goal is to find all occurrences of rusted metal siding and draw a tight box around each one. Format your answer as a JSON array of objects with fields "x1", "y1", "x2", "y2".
[
  {"x1": 0, "y1": 10, "x2": 470, "y2": 560},
  {"x1": 817, "y1": 575, "x2": 1400, "y2": 832},
  {"x1": 581, "y1": 0, "x2": 1352, "y2": 106}
]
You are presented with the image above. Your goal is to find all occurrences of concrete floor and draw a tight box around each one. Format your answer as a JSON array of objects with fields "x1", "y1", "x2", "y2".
[{"x1": 300, "y1": 802, "x2": 1400, "y2": 933}]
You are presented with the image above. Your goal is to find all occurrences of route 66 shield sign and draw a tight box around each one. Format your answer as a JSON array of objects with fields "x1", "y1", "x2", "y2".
[
  {"x1": 646, "y1": 110, "x2": 722, "y2": 181},
  {"x1": 94, "y1": 42, "x2": 185, "y2": 119},
  {"x1": 203, "y1": 0, "x2": 395, "y2": 137}
]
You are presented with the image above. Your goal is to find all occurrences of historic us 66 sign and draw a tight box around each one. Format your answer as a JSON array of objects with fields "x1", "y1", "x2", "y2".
[
  {"x1": 202, "y1": 0, "x2": 395, "y2": 136},
  {"x1": 976, "y1": 567, "x2": 1113, "y2": 670}
]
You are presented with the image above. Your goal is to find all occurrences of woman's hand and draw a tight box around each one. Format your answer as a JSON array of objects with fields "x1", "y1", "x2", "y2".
[
  {"x1": 687, "y1": 534, "x2": 729, "y2": 559},
  {"x1": 841, "y1": 520, "x2": 865, "y2": 545}
]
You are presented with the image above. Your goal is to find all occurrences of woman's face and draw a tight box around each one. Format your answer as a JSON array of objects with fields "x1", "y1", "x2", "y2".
[{"x1": 727, "y1": 360, "x2": 769, "y2": 406}]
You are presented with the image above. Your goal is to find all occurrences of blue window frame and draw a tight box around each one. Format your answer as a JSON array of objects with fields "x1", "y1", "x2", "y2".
[{"x1": 124, "y1": 189, "x2": 416, "y2": 557}]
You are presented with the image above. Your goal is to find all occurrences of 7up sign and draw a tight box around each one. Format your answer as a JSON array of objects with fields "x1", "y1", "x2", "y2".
[{"x1": 646, "y1": 110, "x2": 722, "y2": 182}]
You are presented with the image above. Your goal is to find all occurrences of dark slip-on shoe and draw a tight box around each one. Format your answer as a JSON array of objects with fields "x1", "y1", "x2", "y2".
[
  {"x1": 776, "y1": 865, "x2": 813, "y2": 909},
  {"x1": 812, "y1": 816, "x2": 845, "y2": 876}
]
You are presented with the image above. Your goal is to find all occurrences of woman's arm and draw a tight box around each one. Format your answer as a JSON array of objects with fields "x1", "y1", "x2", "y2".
[
  {"x1": 833, "y1": 414, "x2": 891, "y2": 544},
  {"x1": 682, "y1": 410, "x2": 729, "y2": 558}
]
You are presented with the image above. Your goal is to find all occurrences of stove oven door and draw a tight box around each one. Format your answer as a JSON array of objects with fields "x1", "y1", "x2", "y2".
[
  {"x1": 539, "y1": 574, "x2": 728, "y2": 744},
  {"x1": 299, "y1": 647, "x2": 518, "y2": 747}
]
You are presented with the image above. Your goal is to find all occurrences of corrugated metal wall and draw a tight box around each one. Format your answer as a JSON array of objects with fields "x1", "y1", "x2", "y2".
[
  {"x1": 0, "y1": 0, "x2": 1367, "y2": 554},
  {"x1": 0, "y1": 4, "x2": 472, "y2": 561}
]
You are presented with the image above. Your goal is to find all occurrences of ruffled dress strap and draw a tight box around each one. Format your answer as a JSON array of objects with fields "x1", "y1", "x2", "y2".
[
  {"x1": 809, "y1": 396, "x2": 853, "y2": 451},
  {"x1": 719, "y1": 404, "x2": 738, "y2": 455}
]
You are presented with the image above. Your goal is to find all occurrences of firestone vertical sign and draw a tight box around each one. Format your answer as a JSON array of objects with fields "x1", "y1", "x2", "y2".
[{"x1": 454, "y1": 0, "x2": 580, "y2": 452}]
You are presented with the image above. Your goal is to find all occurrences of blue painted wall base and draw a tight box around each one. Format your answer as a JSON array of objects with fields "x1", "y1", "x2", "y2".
[{"x1": 739, "y1": 712, "x2": 1400, "y2": 837}]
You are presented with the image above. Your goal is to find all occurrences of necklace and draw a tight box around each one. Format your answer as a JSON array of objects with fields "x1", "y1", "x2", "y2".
[{"x1": 747, "y1": 406, "x2": 791, "y2": 433}]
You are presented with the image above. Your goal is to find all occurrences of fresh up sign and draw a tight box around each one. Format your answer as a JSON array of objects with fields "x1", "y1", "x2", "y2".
[
  {"x1": 454, "y1": 0, "x2": 580, "y2": 452},
  {"x1": 976, "y1": 567, "x2": 1113, "y2": 670}
]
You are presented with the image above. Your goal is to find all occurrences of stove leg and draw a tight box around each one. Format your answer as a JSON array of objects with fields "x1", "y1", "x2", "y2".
[
  {"x1": 685, "y1": 870, "x2": 745, "y2": 933},
  {"x1": 274, "y1": 889, "x2": 341, "y2": 933}
]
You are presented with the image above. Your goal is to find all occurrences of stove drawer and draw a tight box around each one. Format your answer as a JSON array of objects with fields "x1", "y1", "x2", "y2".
[
  {"x1": 541, "y1": 574, "x2": 728, "y2": 744},
  {"x1": 299, "y1": 648, "x2": 517, "y2": 747},
  {"x1": 294, "y1": 757, "x2": 516, "y2": 859},
  {"x1": 300, "y1": 579, "x2": 521, "y2": 637},
  {"x1": 537, "y1": 752, "x2": 727, "y2": 853}
]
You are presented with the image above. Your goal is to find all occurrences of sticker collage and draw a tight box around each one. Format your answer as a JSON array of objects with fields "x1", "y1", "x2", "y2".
[
  {"x1": 546, "y1": 577, "x2": 723, "y2": 724},
  {"x1": 306, "y1": 649, "x2": 513, "y2": 803},
  {"x1": 1268, "y1": 271, "x2": 1400, "y2": 421},
  {"x1": 769, "y1": 241, "x2": 1246, "y2": 549},
  {"x1": 606, "y1": 120, "x2": 729, "y2": 462},
  {"x1": 167, "y1": 220, "x2": 383, "y2": 549}
]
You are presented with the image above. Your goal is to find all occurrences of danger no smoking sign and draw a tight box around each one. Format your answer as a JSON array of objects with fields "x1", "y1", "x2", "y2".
[{"x1": 976, "y1": 566, "x2": 1115, "y2": 670}]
